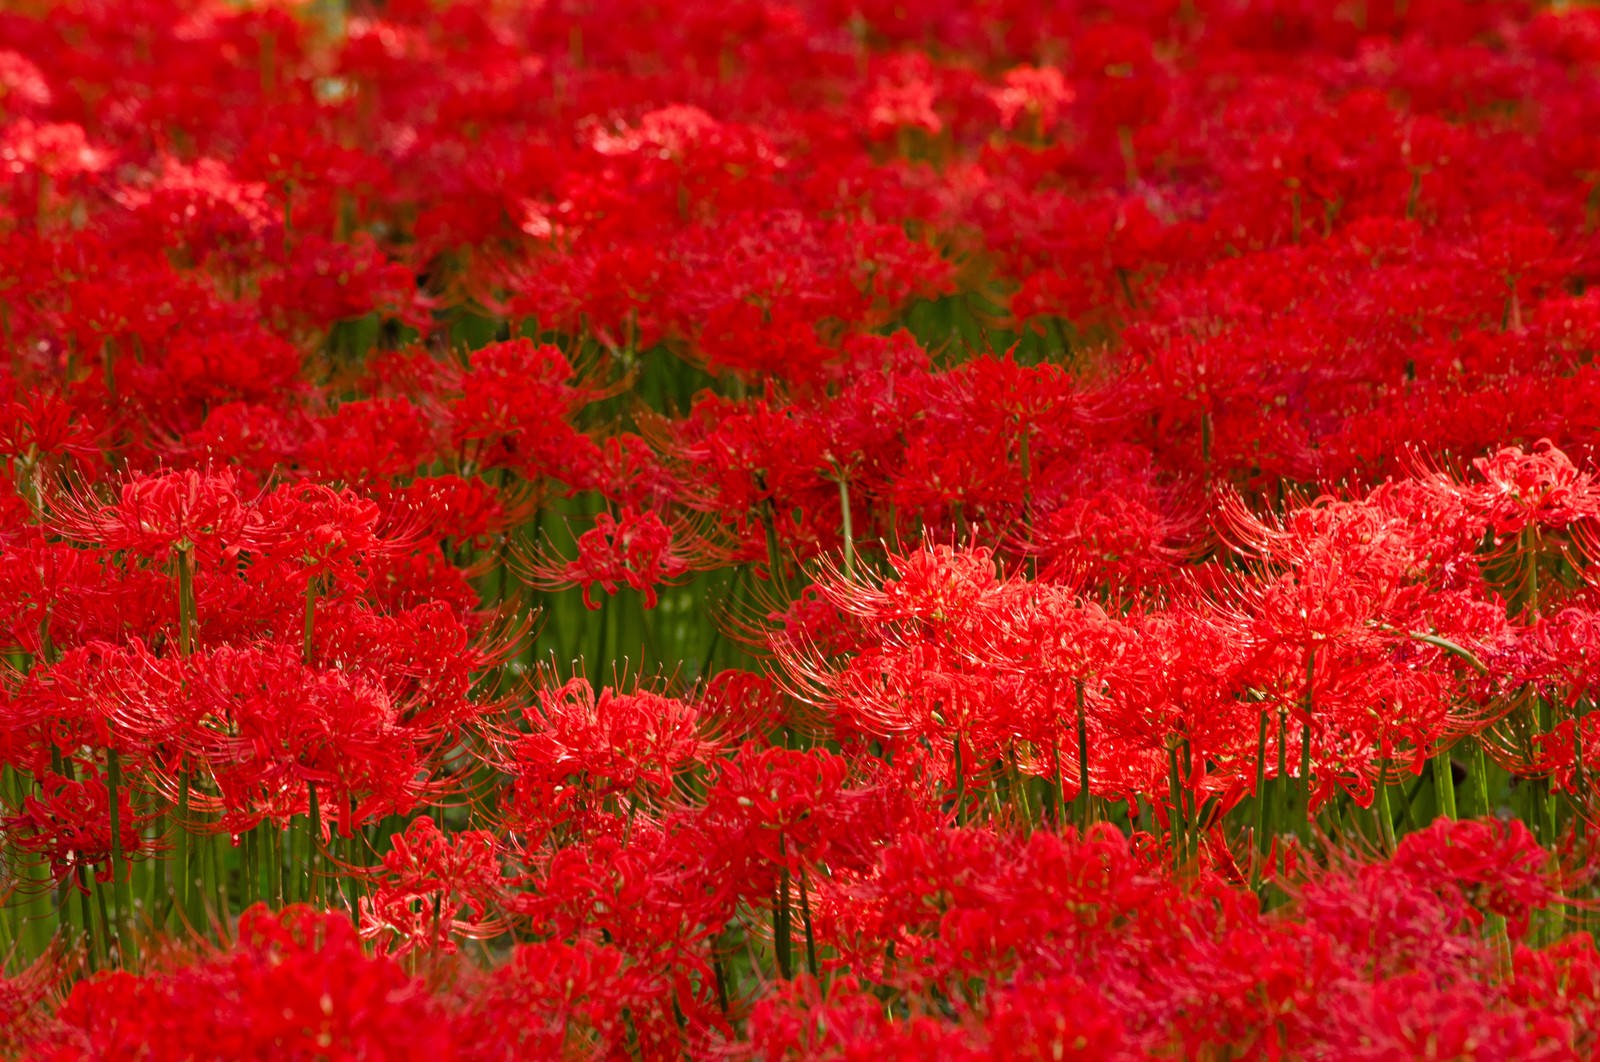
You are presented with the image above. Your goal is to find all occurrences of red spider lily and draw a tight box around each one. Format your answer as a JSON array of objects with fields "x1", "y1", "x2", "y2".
[
  {"x1": 445, "y1": 939, "x2": 662, "y2": 1060},
  {"x1": 1, "y1": 643, "x2": 154, "y2": 769},
  {"x1": 1461, "y1": 210, "x2": 1574, "y2": 332},
  {"x1": 511, "y1": 821, "x2": 734, "y2": 1008},
  {"x1": 118, "y1": 328, "x2": 306, "y2": 431},
  {"x1": 742, "y1": 971, "x2": 1141, "y2": 1061},
  {"x1": 258, "y1": 232, "x2": 432, "y2": 338},
  {"x1": 518, "y1": 506, "x2": 720, "y2": 610},
  {"x1": 0, "y1": 49, "x2": 52, "y2": 118},
  {"x1": 111, "y1": 155, "x2": 278, "y2": 270},
  {"x1": 359, "y1": 817, "x2": 509, "y2": 958},
  {"x1": 660, "y1": 394, "x2": 845, "y2": 565},
  {"x1": 1386, "y1": 817, "x2": 1580, "y2": 939},
  {"x1": 10, "y1": 0, "x2": 1600, "y2": 1055},
  {"x1": 3, "y1": 768, "x2": 147, "y2": 888},
  {"x1": 1512, "y1": 608, "x2": 1600, "y2": 712},
  {"x1": 653, "y1": 335, "x2": 937, "y2": 568},
  {"x1": 556, "y1": 103, "x2": 784, "y2": 235},
  {"x1": 861, "y1": 53, "x2": 946, "y2": 141},
  {"x1": 446, "y1": 338, "x2": 606, "y2": 486},
  {"x1": 171, "y1": 402, "x2": 303, "y2": 479},
  {"x1": 811, "y1": 822, "x2": 1170, "y2": 994},
  {"x1": 994, "y1": 182, "x2": 1175, "y2": 317},
  {"x1": 1444, "y1": 440, "x2": 1600, "y2": 539},
  {"x1": 738, "y1": 975, "x2": 959, "y2": 1061},
  {"x1": 53, "y1": 905, "x2": 455, "y2": 1061},
  {"x1": 1308, "y1": 972, "x2": 1579, "y2": 1062},
  {"x1": 773, "y1": 543, "x2": 1146, "y2": 807},
  {"x1": 1023, "y1": 447, "x2": 1204, "y2": 600},
  {"x1": 255, "y1": 481, "x2": 400, "y2": 592},
  {"x1": 693, "y1": 305, "x2": 838, "y2": 390},
  {"x1": 1112, "y1": 607, "x2": 1256, "y2": 807},
  {"x1": 1504, "y1": 934, "x2": 1600, "y2": 1053},
  {"x1": 1530, "y1": 713, "x2": 1600, "y2": 821},
  {"x1": 360, "y1": 545, "x2": 487, "y2": 618},
  {"x1": 0, "y1": 120, "x2": 112, "y2": 227},
  {"x1": 490, "y1": 677, "x2": 722, "y2": 841},
  {"x1": 591, "y1": 432, "x2": 681, "y2": 513},
  {"x1": 298, "y1": 397, "x2": 442, "y2": 483},
  {"x1": 0, "y1": 531, "x2": 98, "y2": 659},
  {"x1": 88, "y1": 642, "x2": 446, "y2": 835},
  {"x1": 698, "y1": 745, "x2": 858, "y2": 883},
  {"x1": 988, "y1": 64, "x2": 1075, "y2": 138},
  {"x1": 309, "y1": 598, "x2": 496, "y2": 726},
  {"x1": 0, "y1": 382, "x2": 104, "y2": 483},
  {"x1": 510, "y1": 209, "x2": 953, "y2": 355},
  {"x1": 373, "y1": 474, "x2": 528, "y2": 550},
  {"x1": 695, "y1": 669, "x2": 792, "y2": 747},
  {"x1": 0, "y1": 949, "x2": 70, "y2": 1060},
  {"x1": 1214, "y1": 486, "x2": 1515, "y2": 807},
  {"x1": 46, "y1": 468, "x2": 267, "y2": 564},
  {"x1": 1072, "y1": 22, "x2": 1169, "y2": 150}
]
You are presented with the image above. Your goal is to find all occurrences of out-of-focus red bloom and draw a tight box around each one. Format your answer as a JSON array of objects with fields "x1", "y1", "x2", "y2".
[
  {"x1": 299, "y1": 397, "x2": 440, "y2": 483},
  {"x1": 1387, "y1": 817, "x2": 1573, "y2": 939},
  {"x1": 0, "y1": 951, "x2": 69, "y2": 1060},
  {"x1": 446, "y1": 939, "x2": 657, "y2": 1061},
  {"x1": 56, "y1": 905, "x2": 454, "y2": 1060},
  {"x1": 988, "y1": 64, "x2": 1074, "y2": 136}
]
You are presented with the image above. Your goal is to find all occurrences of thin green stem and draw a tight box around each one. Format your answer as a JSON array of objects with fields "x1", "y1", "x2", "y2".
[
  {"x1": 77, "y1": 866, "x2": 99, "y2": 972},
  {"x1": 1574, "y1": 719, "x2": 1589, "y2": 841},
  {"x1": 93, "y1": 874, "x2": 113, "y2": 968},
  {"x1": 1009, "y1": 746, "x2": 1034, "y2": 834},
  {"x1": 1075, "y1": 680, "x2": 1091, "y2": 831},
  {"x1": 1521, "y1": 525, "x2": 1540, "y2": 617},
  {"x1": 761, "y1": 501, "x2": 790, "y2": 601},
  {"x1": 174, "y1": 774, "x2": 196, "y2": 931},
  {"x1": 1299, "y1": 648, "x2": 1315, "y2": 836},
  {"x1": 1374, "y1": 757, "x2": 1397, "y2": 856},
  {"x1": 1053, "y1": 740, "x2": 1068, "y2": 834},
  {"x1": 836, "y1": 474, "x2": 855, "y2": 579},
  {"x1": 241, "y1": 827, "x2": 255, "y2": 910},
  {"x1": 774, "y1": 848, "x2": 793, "y2": 980},
  {"x1": 1432, "y1": 749, "x2": 1458, "y2": 821},
  {"x1": 952, "y1": 734, "x2": 967, "y2": 827},
  {"x1": 303, "y1": 579, "x2": 317, "y2": 665},
  {"x1": 797, "y1": 864, "x2": 819, "y2": 979},
  {"x1": 1167, "y1": 741, "x2": 1187, "y2": 873},
  {"x1": 151, "y1": 796, "x2": 169, "y2": 929},
  {"x1": 1467, "y1": 739, "x2": 1492, "y2": 818},
  {"x1": 106, "y1": 747, "x2": 133, "y2": 963},
  {"x1": 212, "y1": 832, "x2": 231, "y2": 929},
  {"x1": 176, "y1": 546, "x2": 196, "y2": 657},
  {"x1": 1275, "y1": 710, "x2": 1289, "y2": 878},
  {"x1": 2, "y1": 770, "x2": 45, "y2": 959},
  {"x1": 1252, "y1": 709, "x2": 1269, "y2": 895},
  {"x1": 308, "y1": 786, "x2": 322, "y2": 906},
  {"x1": 270, "y1": 822, "x2": 284, "y2": 907}
]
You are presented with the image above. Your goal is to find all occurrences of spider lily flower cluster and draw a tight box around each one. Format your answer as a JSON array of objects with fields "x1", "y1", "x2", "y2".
[{"x1": 6, "y1": 0, "x2": 1600, "y2": 1058}]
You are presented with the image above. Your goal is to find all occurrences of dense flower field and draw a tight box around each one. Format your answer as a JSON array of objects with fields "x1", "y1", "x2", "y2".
[{"x1": 6, "y1": 0, "x2": 1600, "y2": 1057}]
